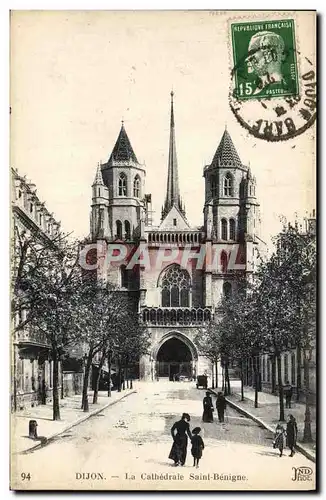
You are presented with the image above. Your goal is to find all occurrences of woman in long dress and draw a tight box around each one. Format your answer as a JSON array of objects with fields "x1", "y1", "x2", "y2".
[
  {"x1": 202, "y1": 392, "x2": 214, "y2": 422},
  {"x1": 169, "y1": 413, "x2": 192, "y2": 466},
  {"x1": 286, "y1": 414, "x2": 298, "y2": 457}
]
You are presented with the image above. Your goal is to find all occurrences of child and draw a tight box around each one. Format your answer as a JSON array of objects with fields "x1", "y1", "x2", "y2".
[
  {"x1": 191, "y1": 427, "x2": 205, "y2": 468},
  {"x1": 273, "y1": 423, "x2": 286, "y2": 457}
]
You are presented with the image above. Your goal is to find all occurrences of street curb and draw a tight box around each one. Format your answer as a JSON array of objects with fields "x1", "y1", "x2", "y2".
[
  {"x1": 18, "y1": 390, "x2": 137, "y2": 455},
  {"x1": 209, "y1": 390, "x2": 315, "y2": 464}
]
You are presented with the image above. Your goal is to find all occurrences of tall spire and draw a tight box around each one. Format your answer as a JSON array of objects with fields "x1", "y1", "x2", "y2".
[{"x1": 162, "y1": 91, "x2": 185, "y2": 220}]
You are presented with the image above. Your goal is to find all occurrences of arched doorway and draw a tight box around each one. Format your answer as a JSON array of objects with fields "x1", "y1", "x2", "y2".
[{"x1": 156, "y1": 336, "x2": 194, "y2": 381}]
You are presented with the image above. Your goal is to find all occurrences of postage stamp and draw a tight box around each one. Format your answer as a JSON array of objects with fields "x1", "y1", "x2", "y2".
[{"x1": 231, "y1": 19, "x2": 299, "y2": 100}]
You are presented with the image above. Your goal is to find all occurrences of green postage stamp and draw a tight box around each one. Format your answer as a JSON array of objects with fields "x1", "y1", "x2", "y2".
[{"x1": 231, "y1": 19, "x2": 299, "y2": 100}]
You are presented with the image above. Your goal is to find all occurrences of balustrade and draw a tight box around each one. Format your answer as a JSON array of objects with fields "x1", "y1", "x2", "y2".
[
  {"x1": 142, "y1": 307, "x2": 211, "y2": 326},
  {"x1": 147, "y1": 231, "x2": 203, "y2": 245},
  {"x1": 17, "y1": 329, "x2": 49, "y2": 346}
]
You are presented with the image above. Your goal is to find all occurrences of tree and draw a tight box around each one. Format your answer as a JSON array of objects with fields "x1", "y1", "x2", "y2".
[
  {"x1": 22, "y1": 236, "x2": 84, "y2": 420},
  {"x1": 11, "y1": 225, "x2": 68, "y2": 333},
  {"x1": 76, "y1": 282, "x2": 133, "y2": 411},
  {"x1": 217, "y1": 277, "x2": 263, "y2": 405},
  {"x1": 91, "y1": 294, "x2": 150, "y2": 403},
  {"x1": 195, "y1": 321, "x2": 221, "y2": 389},
  {"x1": 111, "y1": 307, "x2": 150, "y2": 392},
  {"x1": 254, "y1": 222, "x2": 316, "y2": 422}
]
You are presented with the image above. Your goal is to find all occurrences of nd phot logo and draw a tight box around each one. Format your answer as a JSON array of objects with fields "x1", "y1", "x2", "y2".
[{"x1": 291, "y1": 466, "x2": 313, "y2": 482}]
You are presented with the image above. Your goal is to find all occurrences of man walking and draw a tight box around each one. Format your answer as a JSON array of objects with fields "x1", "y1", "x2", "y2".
[
  {"x1": 284, "y1": 381, "x2": 293, "y2": 409},
  {"x1": 216, "y1": 392, "x2": 227, "y2": 423}
]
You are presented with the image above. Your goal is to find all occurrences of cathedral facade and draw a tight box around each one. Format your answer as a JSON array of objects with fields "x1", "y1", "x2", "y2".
[{"x1": 89, "y1": 93, "x2": 260, "y2": 382}]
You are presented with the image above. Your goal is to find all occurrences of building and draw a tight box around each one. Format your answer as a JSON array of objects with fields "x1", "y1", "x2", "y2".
[
  {"x1": 89, "y1": 92, "x2": 261, "y2": 382},
  {"x1": 11, "y1": 168, "x2": 63, "y2": 410}
]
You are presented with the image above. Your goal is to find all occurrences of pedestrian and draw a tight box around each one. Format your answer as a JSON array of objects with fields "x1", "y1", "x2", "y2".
[
  {"x1": 191, "y1": 427, "x2": 205, "y2": 468},
  {"x1": 273, "y1": 423, "x2": 286, "y2": 457},
  {"x1": 216, "y1": 392, "x2": 227, "y2": 423},
  {"x1": 284, "y1": 381, "x2": 293, "y2": 409},
  {"x1": 169, "y1": 413, "x2": 192, "y2": 466},
  {"x1": 286, "y1": 414, "x2": 298, "y2": 457},
  {"x1": 202, "y1": 392, "x2": 214, "y2": 422}
]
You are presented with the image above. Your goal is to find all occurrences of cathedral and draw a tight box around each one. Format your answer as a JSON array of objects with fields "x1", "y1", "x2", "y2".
[{"x1": 89, "y1": 92, "x2": 260, "y2": 382}]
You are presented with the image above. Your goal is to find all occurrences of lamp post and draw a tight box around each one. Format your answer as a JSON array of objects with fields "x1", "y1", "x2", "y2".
[{"x1": 303, "y1": 346, "x2": 313, "y2": 443}]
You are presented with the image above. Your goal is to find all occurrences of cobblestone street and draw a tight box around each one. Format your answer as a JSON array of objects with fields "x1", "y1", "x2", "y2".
[{"x1": 12, "y1": 381, "x2": 315, "y2": 491}]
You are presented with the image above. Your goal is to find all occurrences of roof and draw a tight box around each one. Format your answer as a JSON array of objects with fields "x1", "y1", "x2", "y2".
[
  {"x1": 211, "y1": 129, "x2": 242, "y2": 168},
  {"x1": 108, "y1": 123, "x2": 138, "y2": 164},
  {"x1": 92, "y1": 164, "x2": 104, "y2": 186}
]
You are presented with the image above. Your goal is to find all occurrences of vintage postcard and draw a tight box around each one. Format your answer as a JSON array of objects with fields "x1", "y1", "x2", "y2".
[{"x1": 10, "y1": 10, "x2": 316, "y2": 491}]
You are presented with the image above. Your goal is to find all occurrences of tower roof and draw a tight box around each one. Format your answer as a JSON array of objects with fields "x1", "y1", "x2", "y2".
[
  {"x1": 162, "y1": 91, "x2": 186, "y2": 221},
  {"x1": 108, "y1": 122, "x2": 138, "y2": 164},
  {"x1": 92, "y1": 163, "x2": 104, "y2": 186},
  {"x1": 211, "y1": 129, "x2": 242, "y2": 168}
]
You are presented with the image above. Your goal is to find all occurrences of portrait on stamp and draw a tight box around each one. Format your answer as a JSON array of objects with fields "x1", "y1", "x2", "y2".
[{"x1": 231, "y1": 19, "x2": 299, "y2": 99}]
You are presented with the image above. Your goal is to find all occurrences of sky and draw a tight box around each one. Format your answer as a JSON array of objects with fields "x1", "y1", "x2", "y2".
[{"x1": 10, "y1": 10, "x2": 316, "y2": 249}]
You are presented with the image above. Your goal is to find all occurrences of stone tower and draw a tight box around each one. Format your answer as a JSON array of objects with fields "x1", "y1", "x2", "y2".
[
  {"x1": 99, "y1": 122, "x2": 146, "y2": 242},
  {"x1": 203, "y1": 128, "x2": 260, "y2": 305}
]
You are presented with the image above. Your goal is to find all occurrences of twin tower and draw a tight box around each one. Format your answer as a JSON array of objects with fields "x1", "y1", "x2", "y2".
[
  {"x1": 89, "y1": 92, "x2": 260, "y2": 380},
  {"x1": 90, "y1": 91, "x2": 259, "y2": 254}
]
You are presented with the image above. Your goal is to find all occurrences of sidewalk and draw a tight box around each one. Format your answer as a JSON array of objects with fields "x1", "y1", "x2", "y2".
[
  {"x1": 11, "y1": 388, "x2": 136, "y2": 454},
  {"x1": 215, "y1": 383, "x2": 316, "y2": 463}
]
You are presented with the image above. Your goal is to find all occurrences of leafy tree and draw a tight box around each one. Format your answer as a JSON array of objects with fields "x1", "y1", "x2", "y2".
[
  {"x1": 254, "y1": 222, "x2": 316, "y2": 421},
  {"x1": 195, "y1": 321, "x2": 221, "y2": 389},
  {"x1": 218, "y1": 277, "x2": 263, "y2": 404},
  {"x1": 22, "y1": 237, "x2": 84, "y2": 420}
]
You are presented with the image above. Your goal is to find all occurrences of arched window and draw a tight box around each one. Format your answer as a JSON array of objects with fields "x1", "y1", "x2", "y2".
[
  {"x1": 125, "y1": 220, "x2": 131, "y2": 239},
  {"x1": 223, "y1": 281, "x2": 232, "y2": 298},
  {"x1": 220, "y1": 251, "x2": 228, "y2": 274},
  {"x1": 116, "y1": 220, "x2": 122, "y2": 239},
  {"x1": 221, "y1": 218, "x2": 228, "y2": 240},
  {"x1": 133, "y1": 176, "x2": 141, "y2": 198},
  {"x1": 211, "y1": 176, "x2": 218, "y2": 197},
  {"x1": 229, "y1": 218, "x2": 236, "y2": 240},
  {"x1": 224, "y1": 173, "x2": 233, "y2": 196},
  {"x1": 118, "y1": 173, "x2": 127, "y2": 196},
  {"x1": 161, "y1": 265, "x2": 191, "y2": 307}
]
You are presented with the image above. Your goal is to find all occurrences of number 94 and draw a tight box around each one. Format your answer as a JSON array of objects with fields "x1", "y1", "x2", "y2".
[{"x1": 21, "y1": 473, "x2": 31, "y2": 481}]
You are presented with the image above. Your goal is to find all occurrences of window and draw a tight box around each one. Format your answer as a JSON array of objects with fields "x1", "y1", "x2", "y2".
[
  {"x1": 116, "y1": 220, "x2": 122, "y2": 239},
  {"x1": 223, "y1": 281, "x2": 232, "y2": 298},
  {"x1": 220, "y1": 251, "x2": 228, "y2": 273},
  {"x1": 224, "y1": 173, "x2": 233, "y2": 196},
  {"x1": 284, "y1": 354, "x2": 289, "y2": 383},
  {"x1": 229, "y1": 218, "x2": 236, "y2": 240},
  {"x1": 211, "y1": 176, "x2": 218, "y2": 197},
  {"x1": 118, "y1": 174, "x2": 127, "y2": 196},
  {"x1": 18, "y1": 190, "x2": 22, "y2": 199},
  {"x1": 221, "y1": 219, "x2": 228, "y2": 240},
  {"x1": 267, "y1": 358, "x2": 271, "y2": 382},
  {"x1": 173, "y1": 218, "x2": 177, "y2": 227},
  {"x1": 133, "y1": 176, "x2": 141, "y2": 198},
  {"x1": 30, "y1": 203, "x2": 33, "y2": 213},
  {"x1": 291, "y1": 353, "x2": 296, "y2": 385},
  {"x1": 125, "y1": 220, "x2": 131, "y2": 239},
  {"x1": 161, "y1": 265, "x2": 191, "y2": 307}
]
